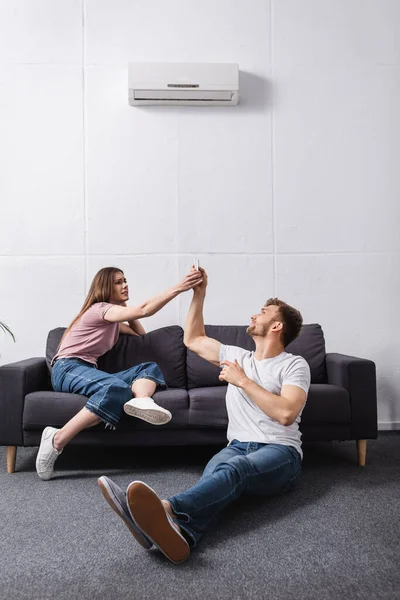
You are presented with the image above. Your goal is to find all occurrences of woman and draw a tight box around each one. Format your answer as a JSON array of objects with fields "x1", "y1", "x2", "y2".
[{"x1": 36, "y1": 266, "x2": 202, "y2": 481}]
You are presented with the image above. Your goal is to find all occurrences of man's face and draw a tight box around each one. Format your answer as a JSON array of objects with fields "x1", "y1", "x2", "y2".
[{"x1": 246, "y1": 304, "x2": 281, "y2": 337}]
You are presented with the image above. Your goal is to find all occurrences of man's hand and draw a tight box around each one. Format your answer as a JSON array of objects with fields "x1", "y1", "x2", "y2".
[
  {"x1": 219, "y1": 360, "x2": 248, "y2": 388},
  {"x1": 192, "y1": 266, "x2": 208, "y2": 295}
]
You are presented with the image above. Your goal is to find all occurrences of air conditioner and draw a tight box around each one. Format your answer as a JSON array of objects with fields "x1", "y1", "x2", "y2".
[{"x1": 128, "y1": 62, "x2": 239, "y2": 106}]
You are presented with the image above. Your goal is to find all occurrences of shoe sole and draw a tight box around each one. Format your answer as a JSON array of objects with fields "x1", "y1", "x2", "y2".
[
  {"x1": 97, "y1": 477, "x2": 152, "y2": 550},
  {"x1": 123, "y1": 404, "x2": 172, "y2": 426},
  {"x1": 127, "y1": 481, "x2": 190, "y2": 564}
]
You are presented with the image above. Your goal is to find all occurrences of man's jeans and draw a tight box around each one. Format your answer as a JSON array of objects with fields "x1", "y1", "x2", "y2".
[{"x1": 168, "y1": 440, "x2": 302, "y2": 547}]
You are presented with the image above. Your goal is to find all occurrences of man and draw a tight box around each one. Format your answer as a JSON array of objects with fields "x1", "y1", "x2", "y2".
[{"x1": 98, "y1": 267, "x2": 311, "y2": 564}]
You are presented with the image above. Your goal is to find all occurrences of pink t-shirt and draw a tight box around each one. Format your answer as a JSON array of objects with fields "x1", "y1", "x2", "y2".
[{"x1": 52, "y1": 302, "x2": 119, "y2": 366}]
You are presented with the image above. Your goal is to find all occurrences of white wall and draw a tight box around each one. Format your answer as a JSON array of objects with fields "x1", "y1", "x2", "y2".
[{"x1": 1, "y1": 0, "x2": 399, "y2": 429}]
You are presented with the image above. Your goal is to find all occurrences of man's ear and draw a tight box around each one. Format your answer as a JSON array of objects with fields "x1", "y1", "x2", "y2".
[{"x1": 272, "y1": 321, "x2": 283, "y2": 332}]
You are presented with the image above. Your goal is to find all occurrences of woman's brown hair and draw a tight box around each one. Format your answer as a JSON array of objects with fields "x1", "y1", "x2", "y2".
[{"x1": 58, "y1": 267, "x2": 123, "y2": 349}]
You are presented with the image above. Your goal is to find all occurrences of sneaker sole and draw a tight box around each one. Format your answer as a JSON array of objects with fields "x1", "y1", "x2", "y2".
[
  {"x1": 97, "y1": 477, "x2": 152, "y2": 550},
  {"x1": 127, "y1": 481, "x2": 190, "y2": 564},
  {"x1": 123, "y1": 404, "x2": 172, "y2": 426}
]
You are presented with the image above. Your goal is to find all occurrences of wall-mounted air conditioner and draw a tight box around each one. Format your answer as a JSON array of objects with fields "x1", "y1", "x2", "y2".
[{"x1": 128, "y1": 62, "x2": 239, "y2": 106}]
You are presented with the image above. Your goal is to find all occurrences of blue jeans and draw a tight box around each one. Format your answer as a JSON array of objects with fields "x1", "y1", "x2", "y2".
[
  {"x1": 51, "y1": 358, "x2": 166, "y2": 427},
  {"x1": 168, "y1": 440, "x2": 302, "y2": 547}
]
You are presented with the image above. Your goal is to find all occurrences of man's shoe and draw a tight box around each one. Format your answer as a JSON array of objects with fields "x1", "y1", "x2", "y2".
[
  {"x1": 36, "y1": 426, "x2": 63, "y2": 481},
  {"x1": 127, "y1": 481, "x2": 190, "y2": 564},
  {"x1": 123, "y1": 397, "x2": 172, "y2": 425},
  {"x1": 97, "y1": 476, "x2": 152, "y2": 550}
]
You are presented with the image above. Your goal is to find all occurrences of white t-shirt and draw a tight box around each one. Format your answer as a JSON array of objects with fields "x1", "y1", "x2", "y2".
[{"x1": 219, "y1": 345, "x2": 311, "y2": 458}]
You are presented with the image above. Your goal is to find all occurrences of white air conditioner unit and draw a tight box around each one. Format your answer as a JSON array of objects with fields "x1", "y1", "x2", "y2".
[{"x1": 128, "y1": 62, "x2": 239, "y2": 106}]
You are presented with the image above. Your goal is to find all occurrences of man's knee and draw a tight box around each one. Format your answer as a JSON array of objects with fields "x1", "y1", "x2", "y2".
[{"x1": 212, "y1": 457, "x2": 250, "y2": 484}]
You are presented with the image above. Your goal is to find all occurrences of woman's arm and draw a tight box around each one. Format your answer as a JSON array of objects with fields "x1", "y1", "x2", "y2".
[
  {"x1": 118, "y1": 303, "x2": 146, "y2": 335},
  {"x1": 119, "y1": 322, "x2": 140, "y2": 336},
  {"x1": 105, "y1": 271, "x2": 202, "y2": 324},
  {"x1": 128, "y1": 319, "x2": 146, "y2": 335}
]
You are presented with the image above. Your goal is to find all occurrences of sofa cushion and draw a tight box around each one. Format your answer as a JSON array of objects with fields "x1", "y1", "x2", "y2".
[
  {"x1": 23, "y1": 389, "x2": 190, "y2": 430},
  {"x1": 188, "y1": 386, "x2": 228, "y2": 427},
  {"x1": 187, "y1": 384, "x2": 349, "y2": 429},
  {"x1": 286, "y1": 324, "x2": 327, "y2": 384},
  {"x1": 187, "y1": 323, "x2": 327, "y2": 388},
  {"x1": 23, "y1": 384, "x2": 349, "y2": 436},
  {"x1": 46, "y1": 325, "x2": 187, "y2": 388},
  {"x1": 301, "y1": 384, "x2": 350, "y2": 425}
]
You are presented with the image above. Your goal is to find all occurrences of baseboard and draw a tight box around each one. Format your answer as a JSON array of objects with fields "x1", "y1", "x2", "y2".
[{"x1": 378, "y1": 421, "x2": 400, "y2": 431}]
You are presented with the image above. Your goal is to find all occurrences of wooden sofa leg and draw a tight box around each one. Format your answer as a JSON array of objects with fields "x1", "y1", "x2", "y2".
[
  {"x1": 6, "y1": 446, "x2": 17, "y2": 473},
  {"x1": 356, "y1": 440, "x2": 367, "y2": 467}
]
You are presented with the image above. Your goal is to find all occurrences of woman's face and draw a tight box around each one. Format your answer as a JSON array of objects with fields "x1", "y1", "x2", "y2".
[{"x1": 109, "y1": 271, "x2": 129, "y2": 304}]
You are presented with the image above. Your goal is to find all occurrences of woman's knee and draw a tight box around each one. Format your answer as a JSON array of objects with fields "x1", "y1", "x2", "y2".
[
  {"x1": 140, "y1": 362, "x2": 165, "y2": 384},
  {"x1": 105, "y1": 381, "x2": 132, "y2": 402}
]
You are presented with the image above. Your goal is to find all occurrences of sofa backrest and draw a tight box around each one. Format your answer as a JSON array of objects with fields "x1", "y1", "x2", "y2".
[
  {"x1": 186, "y1": 323, "x2": 327, "y2": 388},
  {"x1": 187, "y1": 325, "x2": 255, "y2": 389},
  {"x1": 46, "y1": 322, "x2": 327, "y2": 390},
  {"x1": 286, "y1": 323, "x2": 327, "y2": 382},
  {"x1": 46, "y1": 326, "x2": 187, "y2": 388}
]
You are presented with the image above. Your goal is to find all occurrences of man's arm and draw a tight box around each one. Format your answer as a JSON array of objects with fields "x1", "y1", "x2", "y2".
[
  {"x1": 183, "y1": 268, "x2": 221, "y2": 367},
  {"x1": 219, "y1": 360, "x2": 307, "y2": 426},
  {"x1": 241, "y1": 380, "x2": 306, "y2": 426}
]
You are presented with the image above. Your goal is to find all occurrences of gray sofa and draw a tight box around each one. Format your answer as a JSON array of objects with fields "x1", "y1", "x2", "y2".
[{"x1": 0, "y1": 323, "x2": 378, "y2": 473}]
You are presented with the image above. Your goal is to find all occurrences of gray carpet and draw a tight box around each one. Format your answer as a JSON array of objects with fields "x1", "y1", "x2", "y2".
[{"x1": 0, "y1": 434, "x2": 399, "y2": 600}]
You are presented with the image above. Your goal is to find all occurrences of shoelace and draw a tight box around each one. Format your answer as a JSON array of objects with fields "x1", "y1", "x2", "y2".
[{"x1": 39, "y1": 447, "x2": 62, "y2": 467}]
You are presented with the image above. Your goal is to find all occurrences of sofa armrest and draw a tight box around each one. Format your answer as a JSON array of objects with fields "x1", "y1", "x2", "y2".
[
  {"x1": 0, "y1": 358, "x2": 50, "y2": 445},
  {"x1": 325, "y1": 353, "x2": 377, "y2": 439}
]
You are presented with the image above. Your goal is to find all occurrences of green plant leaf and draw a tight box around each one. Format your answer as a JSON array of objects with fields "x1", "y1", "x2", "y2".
[{"x1": 0, "y1": 321, "x2": 15, "y2": 342}]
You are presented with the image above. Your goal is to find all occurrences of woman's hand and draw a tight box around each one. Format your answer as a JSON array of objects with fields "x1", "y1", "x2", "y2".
[{"x1": 176, "y1": 269, "x2": 203, "y2": 293}]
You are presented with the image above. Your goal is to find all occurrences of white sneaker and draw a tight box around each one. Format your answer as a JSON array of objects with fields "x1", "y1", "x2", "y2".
[
  {"x1": 123, "y1": 397, "x2": 172, "y2": 426},
  {"x1": 36, "y1": 426, "x2": 63, "y2": 481}
]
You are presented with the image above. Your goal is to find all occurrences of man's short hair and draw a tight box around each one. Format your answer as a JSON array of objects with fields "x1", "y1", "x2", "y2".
[{"x1": 265, "y1": 298, "x2": 303, "y2": 347}]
